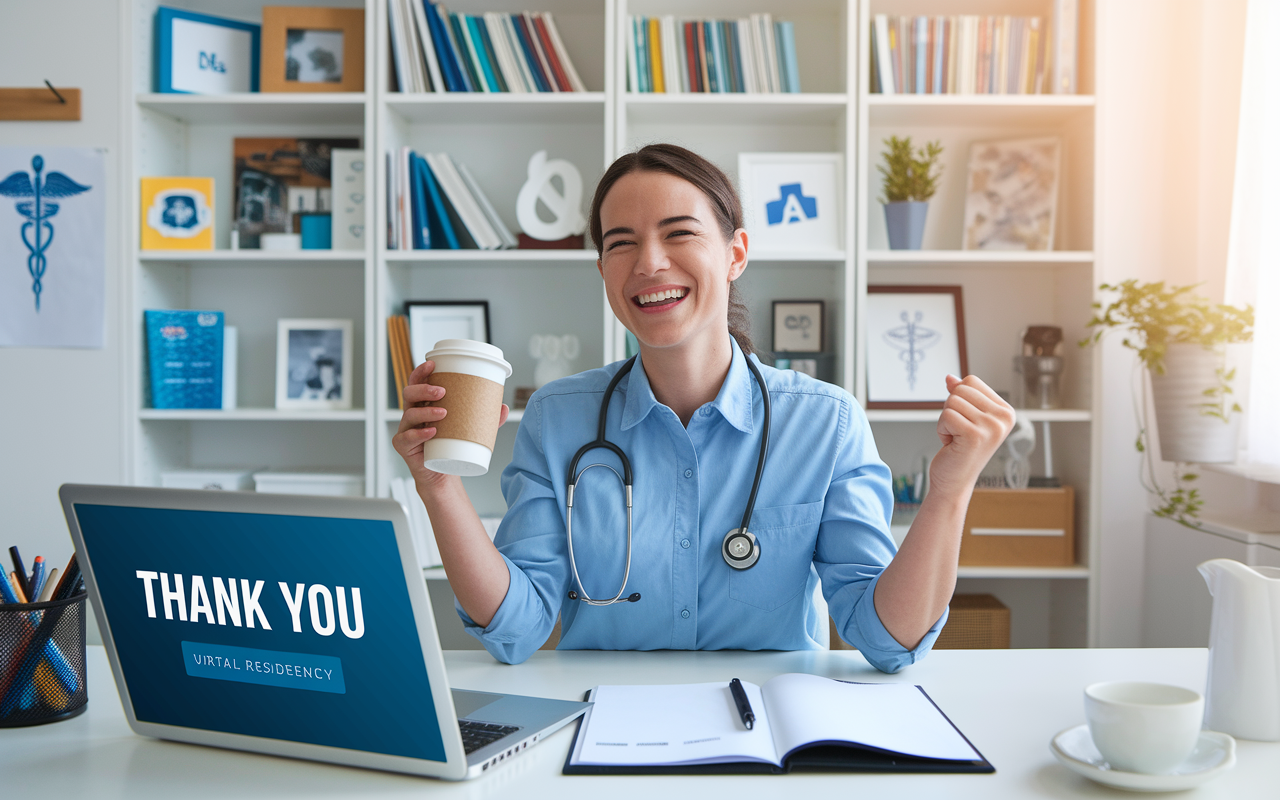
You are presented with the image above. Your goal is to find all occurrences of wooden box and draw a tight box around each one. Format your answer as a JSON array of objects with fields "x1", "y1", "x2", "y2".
[
  {"x1": 935, "y1": 594, "x2": 1011, "y2": 649},
  {"x1": 959, "y1": 487, "x2": 1075, "y2": 567}
]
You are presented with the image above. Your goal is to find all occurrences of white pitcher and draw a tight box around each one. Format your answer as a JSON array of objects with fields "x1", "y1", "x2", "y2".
[{"x1": 1198, "y1": 558, "x2": 1280, "y2": 740}]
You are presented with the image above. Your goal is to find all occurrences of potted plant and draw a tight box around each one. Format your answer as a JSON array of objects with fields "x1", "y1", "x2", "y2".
[
  {"x1": 1082, "y1": 280, "x2": 1254, "y2": 524},
  {"x1": 877, "y1": 136, "x2": 944, "y2": 250}
]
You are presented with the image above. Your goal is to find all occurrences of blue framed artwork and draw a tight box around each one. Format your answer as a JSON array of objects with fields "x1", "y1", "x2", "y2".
[{"x1": 155, "y1": 7, "x2": 260, "y2": 94}]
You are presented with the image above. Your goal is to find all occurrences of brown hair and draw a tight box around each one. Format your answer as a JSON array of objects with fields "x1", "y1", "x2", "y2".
[{"x1": 589, "y1": 143, "x2": 755, "y2": 356}]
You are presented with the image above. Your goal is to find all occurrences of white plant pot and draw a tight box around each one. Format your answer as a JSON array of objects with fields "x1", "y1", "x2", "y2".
[{"x1": 1149, "y1": 343, "x2": 1242, "y2": 463}]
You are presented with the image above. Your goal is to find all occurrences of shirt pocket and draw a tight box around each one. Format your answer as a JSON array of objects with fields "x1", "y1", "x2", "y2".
[{"x1": 728, "y1": 499, "x2": 824, "y2": 612}]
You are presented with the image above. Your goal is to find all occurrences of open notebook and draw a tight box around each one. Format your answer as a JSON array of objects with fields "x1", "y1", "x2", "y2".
[{"x1": 564, "y1": 673, "x2": 993, "y2": 775}]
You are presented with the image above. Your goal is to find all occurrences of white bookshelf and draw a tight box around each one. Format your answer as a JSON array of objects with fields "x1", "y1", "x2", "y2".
[{"x1": 122, "y1": 0, "x2": 1101, "y2": 648}]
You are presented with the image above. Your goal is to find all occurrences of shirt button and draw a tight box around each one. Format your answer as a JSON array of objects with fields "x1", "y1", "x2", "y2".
[
  {"x1": 681, "y1": 609, "x2": 690, "y2": 619},
  {"x1": 684, "y1": 469, "x2": 693, "y2": 478},
  {"x1": 680, "y1": 538, "x2": 690, "y2": 549}
]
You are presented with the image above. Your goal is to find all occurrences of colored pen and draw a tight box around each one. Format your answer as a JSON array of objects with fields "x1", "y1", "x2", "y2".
[
  {"x1": 729, "y1": 678, "x2": 755, "y2": 731},
  {"x1": 50, "y1": 553, "x2": 80, "y2": 601},
  {"x1": 0, "y1": 567, "x2": 19, "y2": 604},
  {"x1": 9, "y1": 572, "x2": 28, "y2": 603},
  {"x1": 29, "y1": 557, "x2": 46, "y2": 604},
  {"x1": 37, "y1": 568, "x2": 59, "y2": 603},
  {"x1": 9, "y1": 546, "x2": 29, "y2": 598}
]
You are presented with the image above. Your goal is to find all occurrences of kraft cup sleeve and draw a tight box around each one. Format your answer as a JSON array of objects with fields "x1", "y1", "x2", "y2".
[{"x1": 427, "y1": 372, "x2": 505, "y2": 450}]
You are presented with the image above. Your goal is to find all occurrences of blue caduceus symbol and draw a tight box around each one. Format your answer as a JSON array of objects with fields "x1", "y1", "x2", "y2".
[
  {"x1": 883, "y1": 310, "x2": 940, "y2": 391},
  {"x1": 0, "y1": 155, "x2": 92, "y2": 311}
]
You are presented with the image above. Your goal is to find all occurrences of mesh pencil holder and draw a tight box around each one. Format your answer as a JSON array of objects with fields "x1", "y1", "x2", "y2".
[{"x1": 0, "y1": 591, "x2": 88, "y2": 727}]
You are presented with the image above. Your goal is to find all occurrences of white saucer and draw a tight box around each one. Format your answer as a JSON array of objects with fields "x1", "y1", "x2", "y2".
[{"x1": 1050, "y1": 724, "x2": 1236, "y2": 792}]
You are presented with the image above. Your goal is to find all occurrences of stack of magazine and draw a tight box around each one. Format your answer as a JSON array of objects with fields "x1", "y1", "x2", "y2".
[
  {"x1": 626, "y1": 14, "x2": 800, "y2": 94},
  {"x1": 388, "y1": 1, "x2": 586, "y2": 93},
  {"x1": 386, "y1": 148, "x2": 516, "y2": 250}
]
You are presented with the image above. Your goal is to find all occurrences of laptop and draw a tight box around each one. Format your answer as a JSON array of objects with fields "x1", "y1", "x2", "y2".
[{"x1": 59, "y1": 484, "x2": 589, "y2": 780}]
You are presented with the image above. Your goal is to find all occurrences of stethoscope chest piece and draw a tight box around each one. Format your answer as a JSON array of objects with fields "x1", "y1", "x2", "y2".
[{"x1": 722, "y1": 528, "x2": 759, "y2": 570}]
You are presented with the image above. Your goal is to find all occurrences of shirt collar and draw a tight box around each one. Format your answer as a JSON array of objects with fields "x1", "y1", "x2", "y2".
[{"x1": 619, "y1": 337, "x2": 756, "y2": 434}]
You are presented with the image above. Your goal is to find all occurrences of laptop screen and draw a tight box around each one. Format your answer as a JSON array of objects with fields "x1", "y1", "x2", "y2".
[{"x1": 74, "y1": 503, "x2": 447, "y2": 763}]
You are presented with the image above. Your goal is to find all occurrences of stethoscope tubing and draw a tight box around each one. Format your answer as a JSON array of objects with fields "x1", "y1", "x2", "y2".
[{"x1": 564, "y1": 354, "x2": 771, "y2": 606}]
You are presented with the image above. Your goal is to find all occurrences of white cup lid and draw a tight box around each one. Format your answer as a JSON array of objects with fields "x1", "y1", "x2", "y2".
[{"x1": 424, "y1": 339, "x2": 513, "y2": 378}]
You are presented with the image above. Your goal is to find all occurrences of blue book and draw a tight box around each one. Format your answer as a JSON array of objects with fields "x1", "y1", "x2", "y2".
[
  {"x1": 409, "y1": 153, "x2": 429, "y2": 249},
  {"x1": 416, "y1": 156, "x2": 459, "y2": 249},
  {"x1": 145, "y1": 310, "x2": 224, "y2": 409},
  {"x1": 512, "y1": 14, "x2": 552, "y2": 92},
  {"x1": 777, "y1": 21, "x2": 801, "y2": 93},
  {"x1": 725, "y1": 22, "x2": 744, "y2": 93},
  {"x1": 449, "y1": 13, "x2": 483, "y2": 91},
  {"x1": 932, "y1": 17, "x2": 944, "y2": 94},
  {"x1": 471, "y1": 15, "x2": 507, "y2": 92},
  {"x1": 425, "y1": 1, "x2": 465, "y2": 92},
  {"x1": 704, "y1": 22, "x2": 720, "y2": 93}
]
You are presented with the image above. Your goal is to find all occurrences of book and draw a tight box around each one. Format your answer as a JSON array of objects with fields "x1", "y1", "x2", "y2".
[
  {"x1": 145, "y1": 310, "x2": 224, "y2": 409},
  {"x1": 1052, "y1": 0, "x2": 1078, "y2": 93},
  {"x1": 387, "y1": 315, "x2": 410, "y2": 409},
  {"x1": 565, "y1": 673, "x2": 993, "y2": 775},
  {"x1": 140, "y1": 177, "x2": 214, "y2": 250},
  {"x1": 410, "y1": 0, "x2": 445, "y2": 93},
  {"x1": 454, "y1": 158, "x2": 517, "y2": 249},
  {"x1": 415, "y1": 155, "x2": 459, "y2": 249},
  {"x1": 222, "y1": 326, "x2": 237, "y2": 410},
  {"x1": 777, "y1": 21, "x2": 800, "y2": 93},
  {"x1": 387, "y1": 0, "x2": 410, "y2": 91},
  {"x1": 423, "y1": 152, "x2": 498, "y2": 249},
  {"x1": 540, "y1": 13, "x2": 586, "y2": 91},
  {"x1": 425, "y1": 1, "x2": 467, "y2": 91}
]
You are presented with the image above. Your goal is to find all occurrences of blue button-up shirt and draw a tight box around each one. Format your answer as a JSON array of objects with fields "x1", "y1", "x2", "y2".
[{"x1": 458, "y1": 339, "x2": 946, "y2": 672}]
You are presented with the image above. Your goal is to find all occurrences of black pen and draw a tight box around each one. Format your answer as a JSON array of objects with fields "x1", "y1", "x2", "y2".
[{"x1": 729, "y1": 678, "x2": 755, "y2": 730}]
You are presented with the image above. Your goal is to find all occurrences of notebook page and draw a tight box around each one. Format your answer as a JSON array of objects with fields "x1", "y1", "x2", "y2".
[
  {"x1": 571, "y1": 682, "x2": 780, "y2": 767},
  {"x1": 762, "y1": 673, "x2": 980, "y2": 762}
]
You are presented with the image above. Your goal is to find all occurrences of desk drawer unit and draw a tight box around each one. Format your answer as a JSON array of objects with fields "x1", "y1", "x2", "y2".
[{"x1": 959, "y1": 487, "x2": 1075, "y2": 567}]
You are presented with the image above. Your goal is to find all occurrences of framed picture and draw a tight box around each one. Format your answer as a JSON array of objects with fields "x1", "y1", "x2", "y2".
[
  {"x1": 155, "y1": 7, "x2": 260, "y2": 94},
  {"x1": 772, "y1": 300, "x2": 825, "y2": 353},
  {"x1": 261, "y1": 7, "x2": 365, "y2": 93},
  {"x1": 866, "y1": 286, "x2": 968, "y2": 409},
  {"x1": 962, "y1": 137, "x2": 1061, "y2": 251},
  {"x1": 739, "y1": 153, "x2": 843, "y2": 252},
  {"x1": 405, "y1": 301, "x2": 490, "y2": 366},
  {"x1": 275, "y1": 319, "x2": 353, "y2": 410},
  {"x1": 233, "y1": 137, "x2": 360, "y2": 249}
]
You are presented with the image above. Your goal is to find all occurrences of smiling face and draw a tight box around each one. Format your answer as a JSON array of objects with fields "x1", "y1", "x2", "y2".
[{"x1": 597, "y1": 170, "x2": 748, "y2": 356}]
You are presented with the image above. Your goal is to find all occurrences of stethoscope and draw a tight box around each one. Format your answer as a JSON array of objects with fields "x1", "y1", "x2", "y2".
[{"x1": 564, "y1": 354, "x2": 772, "y2": 606}]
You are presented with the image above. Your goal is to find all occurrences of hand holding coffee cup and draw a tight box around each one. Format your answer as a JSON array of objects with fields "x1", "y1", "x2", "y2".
[
  {"x1": 394, "y1": 339, "x2": 512, "y2": 480},
  {"x1": 1084, "y1": 682, "x2": 1205, "y2": 774}
]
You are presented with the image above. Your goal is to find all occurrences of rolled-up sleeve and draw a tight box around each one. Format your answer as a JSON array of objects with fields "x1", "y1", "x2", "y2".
[
  {"x1": 455, "y1": 397, "x2": 570, "y2": 664},
  {"x1": 815, "y1": 399, "x2": 947, "y2": 673}
]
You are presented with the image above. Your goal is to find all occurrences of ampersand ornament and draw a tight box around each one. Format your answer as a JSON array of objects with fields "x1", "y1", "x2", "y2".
[{"x1": 516, "y1": 150, "x2": 587, "y2": 241}]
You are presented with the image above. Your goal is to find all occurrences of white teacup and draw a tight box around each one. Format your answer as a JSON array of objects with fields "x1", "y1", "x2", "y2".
[{"x1": 1084, "y1": 682, "x2": 1204, "y2": 774}]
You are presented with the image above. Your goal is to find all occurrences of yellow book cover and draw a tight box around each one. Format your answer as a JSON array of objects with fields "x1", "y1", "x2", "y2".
[
  {"x1": 140, "y1": 177, "x2": 214, "y2": 250},
  {"x1": 648, "y1": 18, "x2": 665, "y2": 93}
]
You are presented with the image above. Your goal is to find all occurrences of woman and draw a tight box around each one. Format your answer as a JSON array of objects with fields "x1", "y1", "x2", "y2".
[{"x1": 393, "y1": 144, "x2": 1014, "y2": 671}]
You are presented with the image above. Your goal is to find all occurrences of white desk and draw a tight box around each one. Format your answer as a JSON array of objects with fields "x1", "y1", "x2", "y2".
[{"x1": 3, "y1": 646, "x2": 1276, "y2": 798}]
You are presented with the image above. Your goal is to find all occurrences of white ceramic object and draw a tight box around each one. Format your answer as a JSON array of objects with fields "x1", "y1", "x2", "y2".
[
  {"x1": 530, "y1": 334, "x2": 580, "y2": 389},
  {"x1": 160, "y1": 469, "x2": 256, "y2": 491},
  {"x1": 515, "y1": 150, "x2": 586, "y2": 240},
  {"x1": 260, "y1": 232, "x2": 302, "y2": 251},
  {"x1": 421, "y1": 339, "x2": 512, "y2": 477},
  {"x1": 1199, "y1": 558, "x2": 1280, "y2": 740},
  {"x1": 1149, "y1": 343, "x2": 1241, "y2": 463},
  {"x1": 253, "y1": 470, "x2": 364, "y2": 496},
  {"x1": 1050, "y1": 724, "x2": 1235, "y2": 792},
  {"x1": 1083, "y1": 682, "x2": 1204, "y2": 774}
]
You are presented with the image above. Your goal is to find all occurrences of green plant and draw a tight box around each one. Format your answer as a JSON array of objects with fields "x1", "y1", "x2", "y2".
[
  {"x1": 1082, "y1": 280, "x2": 1254, "y2": 528},
  {"x1": 877, "y1": 136, "x2": 944, "y2": 203},
  {"x1": 1081, "y1": 280, "x2": 1254, "y2": 375}
]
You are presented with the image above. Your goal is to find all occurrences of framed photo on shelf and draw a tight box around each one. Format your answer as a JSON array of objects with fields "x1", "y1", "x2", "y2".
[
  {"x1": 405, "y1": 301, "x2": 491, "y2": 366},
  {"x1": 866, "y1": 286, "x2": 968, "y2": 409},
  {"x1": 155, "y1": 7, "x2": 260, "y2": 94},
  {"x1": 738, "y1": 153, "x2": 843, "y2": 252},
  {"x1": 962, "y1": 137, "x2": 1061, "y2": 251},
  {"x1": 275, "y1": 319, "x2": 353, "y2": 410},
  {"x1": 772, "y1": 300, "x2": 825, "y2": 353},
  {"x1": 260, "y1": 7, "x2": 365, "y2": 93}
]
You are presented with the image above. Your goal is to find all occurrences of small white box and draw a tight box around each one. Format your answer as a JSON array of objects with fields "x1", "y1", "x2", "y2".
[
  {"x1": 160, "y1": 469, "x2": 256, "y2": 492},
  {"x1": 253, "y1": 470, "x2": 364, "y2": 497}
]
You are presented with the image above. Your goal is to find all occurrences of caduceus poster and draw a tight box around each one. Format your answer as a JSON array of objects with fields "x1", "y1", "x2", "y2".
[{"x1": 0, "y1": 147, "x2": 105, "y2": 348}]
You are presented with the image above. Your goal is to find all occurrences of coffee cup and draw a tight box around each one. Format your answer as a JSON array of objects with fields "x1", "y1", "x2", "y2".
[
  {"x1": 1084, "y1": 681, "x2": 1204, "y2": 774},
  {"x1": 421, "y1": 339, "x2": 512, "y2": 476}
]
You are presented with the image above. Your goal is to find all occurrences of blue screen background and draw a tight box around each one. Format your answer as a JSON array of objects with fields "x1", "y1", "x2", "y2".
[{"x1": 75, "y1": 504, "x2": 446, "y2": 762}]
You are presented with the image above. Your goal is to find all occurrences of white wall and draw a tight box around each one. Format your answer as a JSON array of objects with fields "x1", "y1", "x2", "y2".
[
  {"x1": 0, "y1": 0, "x2": 124, "y2": 610},
  {"x1": 1094, "y1": 0, "x2": 1248, "y2": 646}
]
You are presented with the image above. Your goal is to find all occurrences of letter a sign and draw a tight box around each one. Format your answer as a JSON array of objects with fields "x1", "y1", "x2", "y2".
[{"x1": 739, "y1": 153, "x2": 842, "y2": 252}]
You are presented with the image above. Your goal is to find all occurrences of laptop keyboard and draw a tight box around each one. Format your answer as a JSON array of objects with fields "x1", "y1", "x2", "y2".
[{"x1": 459, "y1": 719, "x2": 520, "y2": 754}]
